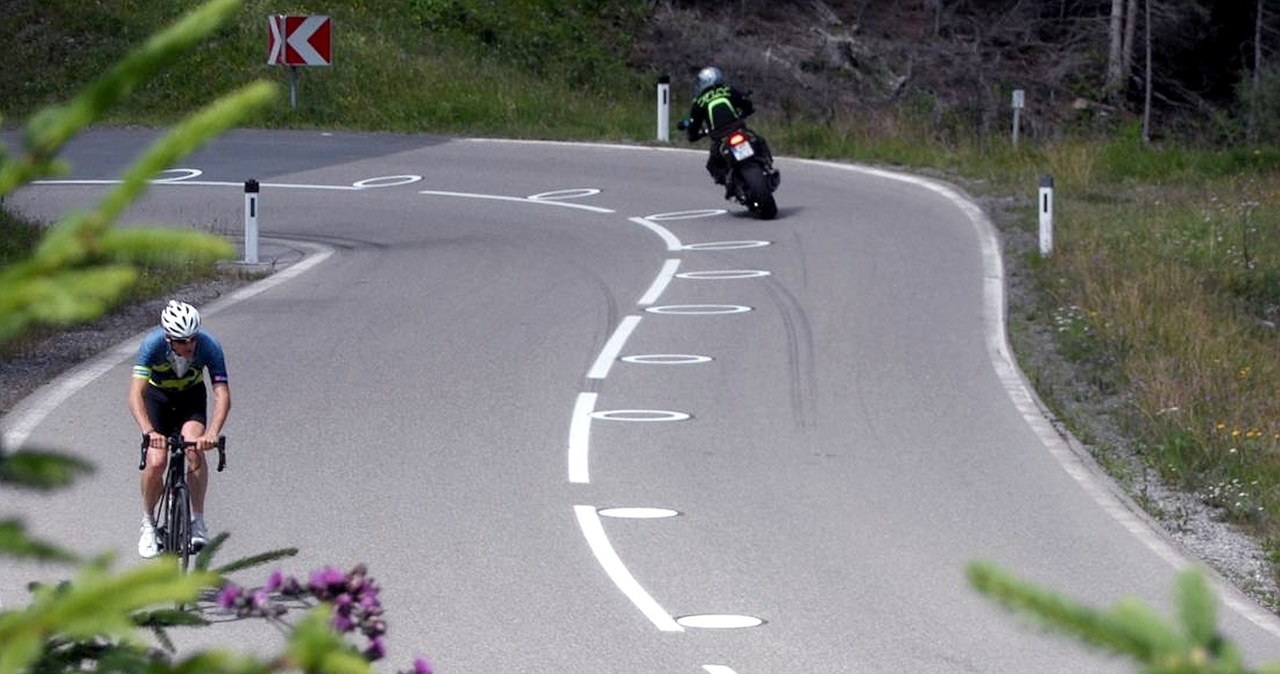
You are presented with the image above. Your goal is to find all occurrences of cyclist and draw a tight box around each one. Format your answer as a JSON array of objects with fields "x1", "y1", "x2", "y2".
[{"x1": 128, "y1": 300, "x2": 231, "y2": 558}]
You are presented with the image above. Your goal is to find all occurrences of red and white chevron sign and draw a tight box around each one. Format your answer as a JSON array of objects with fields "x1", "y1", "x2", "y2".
[{"x1": 267, "y1": 15, "x2": 332, "y2": 66}]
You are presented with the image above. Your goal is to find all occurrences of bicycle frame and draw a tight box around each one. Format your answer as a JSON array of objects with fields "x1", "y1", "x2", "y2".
[{"x1": 138, "y1": 434, "x2": 226, "y2": 570}]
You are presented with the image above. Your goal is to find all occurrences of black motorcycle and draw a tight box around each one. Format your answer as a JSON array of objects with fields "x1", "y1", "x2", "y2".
[{"x1": 679, "y1": 119, "x2": 781, "y2": 220}]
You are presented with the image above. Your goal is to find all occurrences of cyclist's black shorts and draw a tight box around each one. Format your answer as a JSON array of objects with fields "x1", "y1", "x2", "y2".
[{"x1": 143, "y1": 384, "x2": 207, "y2": 437}]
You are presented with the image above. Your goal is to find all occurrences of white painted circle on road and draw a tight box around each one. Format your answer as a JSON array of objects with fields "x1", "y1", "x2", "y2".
[
  {"x1": 598, "y1": 507, "x2": 680, "y2": 519},
  {"x1": 681, "y1": 241, "x2": 772, "y2": 251},
  {"x1": 621, "y1": 354, "x2": 712, "y2": 365},
  {"x1": 353, "y1": 175, "x2": 423, "y2": 189},
  {"x1": 677, "y1": 614, "x2": 765, "y2": 629},
  {"x1": 677, "y1": 270, "x2": 771, "y2": 280},
  {"x1": 530, "y1": 188, "x2": 601, "y2": 201},
  {"x1": 591, "y1": 410, "x2": 691, "y2": 422},
  {"x1": 646, "y1": 209, "x2": 725, "y2": 221},
  {"x1": 646, "y1": 305, "x2": 752, "y2": 315}
]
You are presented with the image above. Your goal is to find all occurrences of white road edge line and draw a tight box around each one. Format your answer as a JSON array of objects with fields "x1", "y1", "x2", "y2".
[
  {"x1": 1, "y1": 239, "x2": 334, "y2": 449},
  {"x1": 797, "y1": 157, "x2": 1280, "y2": 639},
  {"x1": 638, "y1": 259, "x2": 681, "y2": 306},
  {"x1": 568, "y1": 392, "x2": 598, "y2": 484},
  {"x1": 588, "y1": 316, "x2": 642, "y2": 380},
  {"x1": 574, "y1": 505, "x2": 685, "y2": 632}
]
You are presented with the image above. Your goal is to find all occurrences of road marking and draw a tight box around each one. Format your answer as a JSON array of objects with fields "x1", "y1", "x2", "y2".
[
  {"x1": 574, "y1": 505, "x2": 684, "y2": 632},
  {"x1": 587, "y1": 316, "x2": 641, "y2": 380},
  {"x1": 419, "y1": 189, "x2": 615, "y2": 213},
  {"x1": 32, "y1": 173, "x2": 424, "y2": 191},
  {"x1": 629, "y1": 216, "x2": 683, "y2": 251},
  {"x1": 646, "y1": 209, "x2": 725, "y2": 221},
  {"x1": 568, "y1": 392, "x2": 598, "y2": 484},
  {"x1": 681, "y1": 241, "x2": 772, "y2": 251},
  {"x1": 590, "y1": 409, "x2": 691, "y2": 422},
  {"x1": 638, "y1": 259, "x2": 681, "y2": 306},
  {"x1": 677, "y1": 614, "x2": 765, "y2": 629},
  {"x1": 620, "y1": 354, "x2": 712, "y2": 365},
  {"x1": 703, "y1": 666, "x2": 740, "y2": 674},
  {"x1": 645, "y1": 305, "x2": 752, "y2": 315},
  {"x1": 677, "y1": 270, "x2": 771, "y2": 280},
  {"x1": 598, "y1": 507, "x2": 680, "y2": 519}
]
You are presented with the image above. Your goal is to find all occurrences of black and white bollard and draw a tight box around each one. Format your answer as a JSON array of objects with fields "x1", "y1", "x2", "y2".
[
  {"x1": 244, "y1": 179, "x2": 260, "y2": 264},
  {"x1": 1038, "y1": 174, "x2": 1054, "y2": 257},
  {"x1": 657, "y1": 75, "x2": 670, "y2": 142}
]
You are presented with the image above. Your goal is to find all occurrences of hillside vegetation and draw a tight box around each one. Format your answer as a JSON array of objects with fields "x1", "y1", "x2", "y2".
[{"x1": 5, "y1": 0, "x2": 1280, "y2": 608}]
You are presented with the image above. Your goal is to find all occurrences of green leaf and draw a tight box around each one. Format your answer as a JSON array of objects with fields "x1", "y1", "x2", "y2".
[
  {"x1": 214, "y1": 547, "x2": 301, "y2": 575},
  {"x1": 0, "y1": 449, "x2": 94, "y2": 490},
  {"x1": 99, "y1": 228, "x2": 236, "y2": 267},
  {"x1": 1175, "y1": 567, "x2": 1218, "y2": 645}
]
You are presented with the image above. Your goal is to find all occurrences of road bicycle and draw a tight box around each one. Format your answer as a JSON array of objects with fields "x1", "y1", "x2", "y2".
[{"x1": 138, "y1": 433, "x2": 226, "y2": 571}]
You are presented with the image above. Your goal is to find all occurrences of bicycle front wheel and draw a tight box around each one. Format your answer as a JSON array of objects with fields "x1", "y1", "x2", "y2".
[{"x1": 166, "y1": 484, "x2": 192, "y2": 572}]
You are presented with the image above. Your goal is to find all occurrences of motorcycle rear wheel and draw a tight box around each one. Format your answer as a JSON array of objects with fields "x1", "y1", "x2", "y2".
[{"x1": 739, "y1": 163, "x2": 777, "y2": 220}]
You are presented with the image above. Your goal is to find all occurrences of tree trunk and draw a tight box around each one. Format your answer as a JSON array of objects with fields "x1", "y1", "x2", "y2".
[
  {"x1": 1142, "y1": 0, "x2": 1152, "y2": 143},
  {"x1": 1106, "y1": 0, "x2": 1125, "y2": 98},
  {"x1": 1250, "y1": 0, "x2": 1263, "y2": 141},
  {"x1": 1122, "y1": 0, "x2": 1138, "y2": 87}
]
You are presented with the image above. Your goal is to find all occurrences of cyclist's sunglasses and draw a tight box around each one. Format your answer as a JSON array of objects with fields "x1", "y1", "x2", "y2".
[{"x1": 168, "y1": 336, "x2": 196, "y2": 345}]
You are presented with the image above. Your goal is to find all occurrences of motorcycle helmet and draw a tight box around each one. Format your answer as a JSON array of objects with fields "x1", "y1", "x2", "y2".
[
  {"x1": 695, "y1": 66, "x2": 724, "y2": 92},
  {"x1": 160, "y1": 300, "x2": 200, "y2": 340}
]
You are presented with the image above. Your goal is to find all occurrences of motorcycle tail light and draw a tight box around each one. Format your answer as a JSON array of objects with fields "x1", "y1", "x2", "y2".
[{"x1": 728, "y1": 132, "x2": 747, "y2": 146}]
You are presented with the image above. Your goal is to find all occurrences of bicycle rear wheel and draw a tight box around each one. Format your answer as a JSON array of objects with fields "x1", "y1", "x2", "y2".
[{"x1": 166, "y1": 484, "x2": 192, "y2": 572}]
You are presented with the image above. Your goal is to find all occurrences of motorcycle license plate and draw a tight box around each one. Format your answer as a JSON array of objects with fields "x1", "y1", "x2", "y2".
[{"x1": 729, "y1": 141, "x2": 755, "y2": 161}]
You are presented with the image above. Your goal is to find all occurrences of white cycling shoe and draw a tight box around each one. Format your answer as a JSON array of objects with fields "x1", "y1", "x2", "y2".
[
  {"x1": 138, "y1": 522, "x2": 159, "y2": 559},
  {"x1": 191, "y1": 518, "x2": 209, "y2": 552}
]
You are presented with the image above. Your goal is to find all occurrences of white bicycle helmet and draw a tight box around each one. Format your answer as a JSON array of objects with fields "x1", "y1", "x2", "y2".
[
  {"x1": 696, "y1": 66, "x2": 724, "y2": 92},
  {"x1": 160, "y1": 300, "x2": 200, "y2": 340}
]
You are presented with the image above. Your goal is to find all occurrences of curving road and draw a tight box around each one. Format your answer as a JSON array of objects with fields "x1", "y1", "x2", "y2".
[{"x1": 4, "y1": 129, "x2": 1280, "y2": 673}]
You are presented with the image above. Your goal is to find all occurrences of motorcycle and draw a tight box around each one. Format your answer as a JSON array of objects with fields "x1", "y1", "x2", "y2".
[{"x1": 679, "y1": 119, "x2": 781, "y2": 220}]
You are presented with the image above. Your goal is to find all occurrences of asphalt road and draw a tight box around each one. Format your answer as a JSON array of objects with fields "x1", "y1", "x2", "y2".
[{"x1": 5, "y1": 129, "x2": 1280, "y2": 673}]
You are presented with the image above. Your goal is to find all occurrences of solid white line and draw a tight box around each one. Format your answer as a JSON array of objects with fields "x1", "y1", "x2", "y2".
[
  {"x1": 1, "y1": 240, "x2": 334, "y2": 450},
  {"x1": 568, "y1": 392, "x2": 598, "y2": 483},
  {"x1": 587, "y1": 316, "x2": 641, "y2": 380},
  {"x1": 703, "y1": 666, "x2": 739, "y2": 674},
  {"x1": 628, "y1": 216, "x2": 683, "y2": 251},
  {"x1": 574, "y1": 505, "x2": 684, "y2": 632},
  {"x1": 638, "y1": 259, "x2": 680, "y2": 306},
  {"x1": 419, "y1": 189, "x2": 615, "y2": 213}
]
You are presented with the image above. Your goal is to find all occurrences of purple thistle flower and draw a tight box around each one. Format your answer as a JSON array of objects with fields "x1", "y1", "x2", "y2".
[
  {"x1": 309, "y1": 567, "x2": 346, "y2": 597},
  {"x1": 363, "y1": 636, "x2": 386, "y2": 662},
  {"x1": 216, "y1": 583, "x2": 242, "y2": 609},
  {"x1": 252, "y1": 589, "x2": 269, "y2": 611},
  {"x1": 412, "y1": 657, "x2": 434, "y2": 674},
  {"x1": 266, "y1": 569, "x2": 284, "y2": 592},
  {"x1": 332, "y1": 613, "x2": 355, "y2": 633}
]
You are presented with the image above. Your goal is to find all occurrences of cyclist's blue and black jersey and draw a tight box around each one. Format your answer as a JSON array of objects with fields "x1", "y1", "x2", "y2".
[
  {"x1": 133, "y1": 328, "x2": 228, "y2": 390},
  {"x1": 134, "y1": 328, "x2": 228, "y2": 434}
]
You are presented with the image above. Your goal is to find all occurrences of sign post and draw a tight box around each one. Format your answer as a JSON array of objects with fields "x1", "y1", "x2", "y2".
[
  {"x1": 1038, "y1": 175, "x2": 1054, "y2": 257},
  {"x1": 657, "y1": 75, "x2": 670, "y2": 142},
  {"x1": 244, "y1": 179, "x2": 260, "y2": 264},
  {"x1": 267, "y1": 15, "x2": 332, "y2": 109}
]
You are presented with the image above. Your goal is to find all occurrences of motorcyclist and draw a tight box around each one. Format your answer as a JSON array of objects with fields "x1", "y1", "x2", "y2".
[{"x1": 678, "y1": 66, "x2": 769, "y2": 198}]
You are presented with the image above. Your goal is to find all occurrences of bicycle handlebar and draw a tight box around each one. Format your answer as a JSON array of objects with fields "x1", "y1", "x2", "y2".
[{"x1": 138, "y1": 434, "x2": 228, "y2": 472}]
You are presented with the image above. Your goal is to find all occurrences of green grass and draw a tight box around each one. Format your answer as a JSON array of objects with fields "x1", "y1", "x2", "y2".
[{"x1": 5, "y1": 0, "x2": 1280, "y2": 587}]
